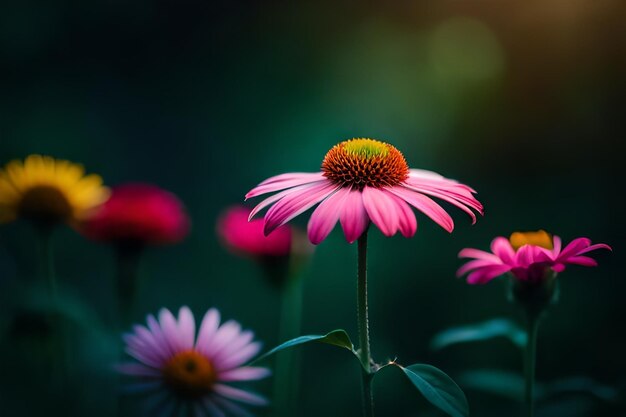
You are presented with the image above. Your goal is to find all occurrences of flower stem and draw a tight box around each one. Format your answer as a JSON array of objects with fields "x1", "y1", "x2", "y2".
[
  {"x1": 273, "y1": 267, "x2": 304, "y2": 417},
  {"x1": 39, "y1": 227, "x2": 57, "y2": 301},
  {"x1": 357, "y1": 231, "x2": 374, "y2": 417},
  {"x1": 524, "y1": 313, "x2": 540, "y2": 417}
]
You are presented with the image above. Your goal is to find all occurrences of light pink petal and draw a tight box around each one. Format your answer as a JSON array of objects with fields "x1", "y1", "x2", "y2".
[
  {"x1": 384, "y1": 191, "x2": 417, "y2": 237},
  {"x1": 339, "y1": 189, "x2": 370, "y2": 243},
  {"x1": 562, "y1": 256, "x2": 599, "y2": 267},
  {"x1": 213, "y1": 331, "x2": 254, "y2": 363},
  {"x1": 456, "y1": 259, "x2": 502, "y2": 277},
  {"x1": 404, "y1": 185, "x2": 478, "y2": 223},
  {"x1": 307, "y1": 187, "x2": 351, "y2": 244},
  {"x1": 264, "y1": 181, "x2": 340, "y2": 235},
  {"x1": 196, "y1": 308, "x2": 221, "y2": 354},
  {"x1": 404, "y1": 178, "x2": 481, "y2": 210},
  {"x1": 159, "y1": 308, "x2": 183, "y2": 353},
  {"x1": 408, "y1": 168, "x2": 445, "y2": 180},
  {"x1": 123, "y1": 332, "x2": 166, "y2": 365},
  {"x1": 466, "y1": 264, "x2": 512, "y2": 284},
  {"x1": 177, "y1": 306, "x2": 196, "y2": 350},
  {"x1": 490, "y1": 237, "x2": 516, "y2": 265},
  {"x1": 218, "y1": 367, "x2": 271, "y2": 382},
  {"x1": 116, "y1": 363, "x2": 162, "y2": 377},
  {"x1": 130, "y1": 325, "x2": 169, "y2": 359},
  {"x1": 388, "y1": 186, "x2": 454, "y2": 232},
  {"x1": 216, "y1": 342, "x2": 262, "y2": 370},
  {"x1": 458, "y1": 248, "x2": 502, "y2": 262},
  {"x1": 205, "y1": 321, "x2": 243, "y2": 358},
  {"x1": 213, "y1": 384, "x2": 269, "y2": 406},
  {"x1": 245, "y1": 173, "x2": 325, "y2": 199},
  {"x1": 125, "y1": 346, "x2": 164, "y2": 368},
  {"x1": 146, "y1": 314, "x2": 174, "y2": 357},
  {"x1": 361, "y1": 186, "x2": 400, "y2": 236}
]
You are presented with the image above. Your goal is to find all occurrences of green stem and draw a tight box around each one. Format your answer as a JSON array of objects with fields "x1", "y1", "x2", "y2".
[
  {"x1": 524, "y1": 313, "x2": 540, "y2": 417},
  {"x1": 39, "y1": 227, "x2": 57, "y2": 301},
  {"x1": 357, "y1": 231, "x2": 374, "y2": 417},
  {"x1": 273, "y1": 269, "x2": 304, "y2": 417}
]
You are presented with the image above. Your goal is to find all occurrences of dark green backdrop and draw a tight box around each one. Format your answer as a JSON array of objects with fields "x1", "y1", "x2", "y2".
[{"x1": 0, "y1": 1, "x2": 623, "y2": 416}]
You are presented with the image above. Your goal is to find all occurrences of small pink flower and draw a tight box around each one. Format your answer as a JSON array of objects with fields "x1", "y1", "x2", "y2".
[
  {"x1": 119, "y1": 306, "x2": 270, "y2": 416},
  {"x1": 81, "y1": 183, "x2": 190, "y2": 245},
  {"x1": 245, "y1": 138, "x2": 483, "y2": 244},
  {"x1": 457, "y1": 230, "x2": 611, "y2": 284},
  {"x1": 217, "y1": 206, "x2": 292, "y2": 257}
]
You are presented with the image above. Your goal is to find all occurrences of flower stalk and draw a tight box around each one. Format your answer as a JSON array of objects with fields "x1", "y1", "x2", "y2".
[
  {"x1": 115, "y1": 243, "x2": 143, "y2": 327},
  {"x1": 524, "y1": 312, "x2": 540, "y2": 417},
  {"x1": 357, "y1": 231, "x2": 375, "y2": 417}
]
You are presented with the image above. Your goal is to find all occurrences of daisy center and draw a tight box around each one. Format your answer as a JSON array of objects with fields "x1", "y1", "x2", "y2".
[
  {"x1": 18, "y1": 185, "x2": 72, "y2": 226},
  {"x1": 509, "y1": 230, "x2": 553, "y2": 251},
  {"x1": 162, "y1": 350, "x2": 217, "y2": 398},
  {"x1": 321, "y1": 138, "x2": 409, "y2": 189}
]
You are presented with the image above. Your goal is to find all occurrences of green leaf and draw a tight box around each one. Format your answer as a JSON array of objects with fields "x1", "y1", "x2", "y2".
[
  {"x1": 430, "y1": 318, "x2": 526, "y2": 350},
  {"x1": 251, "y1": 329, "x2": 356, "y2": 364},
  {"x1": 398, "y1": 363, "x2": 469, "y2": 417}
]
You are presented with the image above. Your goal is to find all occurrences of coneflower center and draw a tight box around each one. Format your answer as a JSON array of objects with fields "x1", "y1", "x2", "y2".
[
  {"x1": 18, "y1": 186, "x2": 72, "y2": 226},
  {"x1": 510, "y1": 230, "x2": 553, "y2": 251},
  {"x1": 321, "y1": 138, "x2": 409, "y2": 189},
  {"x1": 162, "y1": 350, "x2": 216, "y2": 398}
]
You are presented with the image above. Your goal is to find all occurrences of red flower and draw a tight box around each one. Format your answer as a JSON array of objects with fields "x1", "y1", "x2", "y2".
[{"x1": 82, "y1": 183, "x2": 190, "y2": 245}]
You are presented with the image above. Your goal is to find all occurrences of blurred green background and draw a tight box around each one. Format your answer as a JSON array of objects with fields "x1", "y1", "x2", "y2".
[{"x1": 0, "y1": 1, "x2": 624, "y2": 416}]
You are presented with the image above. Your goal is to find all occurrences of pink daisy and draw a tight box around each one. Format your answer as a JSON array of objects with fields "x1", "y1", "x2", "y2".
[
  {"x1": 119, "y1": 306, "x2": 270, "y2": 417},
  {"x1": 457, "y1": 230, "x2": 612, "y2": 284},
  {"x1": 245, "y1": 138, "x2": 483, "y2": 244}
]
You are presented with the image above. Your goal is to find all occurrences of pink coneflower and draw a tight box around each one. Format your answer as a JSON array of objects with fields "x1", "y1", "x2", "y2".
[
  {"x1": 217, "y1": 206, "x2": 292, "y2": 258},
  {"x1": 119, "y1": 306, "x2": 270, "y2": 417},
  {"x1": 457, "y1": 230, "x2": 612, "y2": 284},
  {"x1": 81, "y1": 183, "x2": 190, "y2": 245},
  {"x1": 245, "y1": 138, "x2": 483, "y2": 244}
]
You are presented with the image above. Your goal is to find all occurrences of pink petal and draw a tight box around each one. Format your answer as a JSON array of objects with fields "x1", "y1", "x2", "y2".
[
  {"x1": 405, "y1": 185, "x2": 478, "y2": 223},
  {"x1": 385, "y1": 190, "x2": 417, "y2": 238},
  {"x1": 307, "y1": 187, "x2": 351, "y2": 244},
  {"x1": 216, "y1": 342, "x2": 262, "y2": 370},
  {"x1": 456, "y1": 259, "x2": 502, "y2": 277},
  {"x1": 361, "y1": 186, "x2": 400, "y2": 237},
  {"x1": 213, "y1": 384, "x2": 269, "y2": 406},
  {"x1": 264, "y1": 181, "x2": 339, "y2": 235},
  {"x1": 389, "y1": 186, "x2": 454, "y2": 232},
  {"x1": 159, "y1": 308, "x2": 183, "y2": 353},
  {"x1": 218, "y1": 367, "x2": 271, "y2": 382},
  {"x1": 466, "y1": 264, "x2": 512, "y2": 284},
  {"x1": 339, "y1": 189, "x2": 370, "y2": 243},
  {"x1": 458, "y1": 248, "x2": 502, "y2": 263},
  {"x1": 213, "y1": 331, "x2": 254, "y2": 363},
  {"x1": 490, "y1": 237, "x2": 516, "y2": 265},
  {"x1": 204, "y1": 321, "x2": 243, "y2": 358},
  {"x1": 571, "y1": 243, "x2": 612, "y2": 256},
  {"x1": 196, "y1": 308, "x2": 221, "y2": 354},
  {"x1": 552, "y1": 235, "x2": 562, "y2": 258},
  {"x1": 146, "y1": 314, "x2": 174, "y2": 358},
  {"x1": 408, "y1": 169, "x2": 445, "y2": 180},
  {"x1": 177, "y1": 306, "x2": 196, "y2": 351},
  {"x1": 557, "y1": 238, "x2": 592, "y2": 260},
  {"x1": 245, "y1": 173, "x2": 325, "y2": 199},
  {"x1": 562, "y1": 256, "x2": 599, "y2": 267},
  {"x1": 248, "y1": 182, "x2": 319, "y2": 220}
]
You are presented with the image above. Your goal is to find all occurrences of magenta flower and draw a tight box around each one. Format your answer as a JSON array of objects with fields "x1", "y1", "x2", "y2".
[
  {"x1": 457, "y1": 230, "x2": 612, "y2": 284},
  {"x1": 246, "y1": 138, "x2": 483, "y2": 244},
  {"x1": 119, "y1": 306, "x2": 270, "y2": 416},
  {"x1": 217, "y1": 205, "x2": 292, "y2": 257}
]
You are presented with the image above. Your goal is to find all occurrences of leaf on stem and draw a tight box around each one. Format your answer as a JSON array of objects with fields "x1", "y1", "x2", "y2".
[
  {"x1": 395, "y1": 363, "x2": 469, "y2": 417},
  {"x1": 430, "y1": 318, "x2": 526, "y2": 350},
  {"x1": 250, "y1": 329, "x2": 357, "y2": 364}
]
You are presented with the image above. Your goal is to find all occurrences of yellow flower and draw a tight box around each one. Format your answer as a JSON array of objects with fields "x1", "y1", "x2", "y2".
[{"x1": 0, "y1": 155, "x2": 110, "y2": 228}]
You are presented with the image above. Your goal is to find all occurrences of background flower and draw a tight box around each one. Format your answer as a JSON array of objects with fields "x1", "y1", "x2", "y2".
[
  {"x1": 81, "y1": 183, "x2": 190, "y2": 245},
  {"x1": 119, "y1": 306, "x2": 270, "y2": 417},
  {"x1": 457, "y1": 231, "x2": 612, "y2": 284},
  {"x1": 0, "y1": 155, "x2": 109, "y2": 228}
]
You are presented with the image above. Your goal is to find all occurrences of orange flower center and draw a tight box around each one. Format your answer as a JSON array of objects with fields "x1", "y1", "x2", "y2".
[
  {"x1": 509, "y1": 230, "x2": 553, "y2": 251},
  {"x1": 18, "y1": 186, "x2": 72, "y2": 226},
  {"x1": 162, "y1": 350, "x2": 216, "y2": 399},
  {"x1": 321, "y1": 138, "x2": 409, "y2": 189}
]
